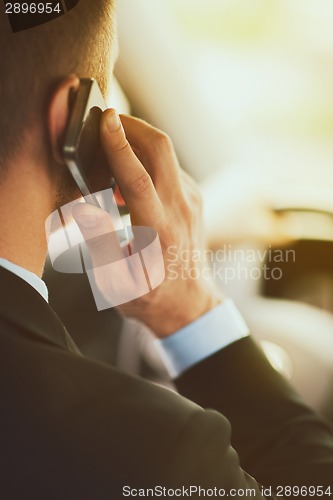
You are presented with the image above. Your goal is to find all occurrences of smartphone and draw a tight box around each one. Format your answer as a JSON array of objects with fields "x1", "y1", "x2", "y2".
[{"x1": 62, "y1": 78, "x2": 112, "y2": 207}]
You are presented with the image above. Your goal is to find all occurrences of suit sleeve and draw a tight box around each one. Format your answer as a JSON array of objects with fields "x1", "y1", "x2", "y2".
[{"x1": 175, "y1": 336, "x2": 333, "y2": 492}]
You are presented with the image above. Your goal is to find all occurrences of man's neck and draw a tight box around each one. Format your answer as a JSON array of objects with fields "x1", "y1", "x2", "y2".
[
  {"x1": 0, "y1": 158, "x2": 54, "y2": 278},
  {"x1": 0, "y1": 226, "x2": 47, "y2": 278}
]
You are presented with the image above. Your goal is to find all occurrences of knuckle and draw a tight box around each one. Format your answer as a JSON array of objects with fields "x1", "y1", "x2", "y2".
[
  {"x1": 183, "y1": 183, "x2": 203, "y2": 212},
  {"x1": 153, "y1": 131, "x2": 173, "y2": 152},
  {"x1": 86, "y1": 233, "x2": 110, "y2": 255},
  {"x1": 129, "y1": 172, "x2": 152, "y2": 195},
  {"x1": 180, "y1": 200, "x2": 193, "y2": 220},
  {"x1": 181, "y1": 186, "x2": 202, "y2": 213}
]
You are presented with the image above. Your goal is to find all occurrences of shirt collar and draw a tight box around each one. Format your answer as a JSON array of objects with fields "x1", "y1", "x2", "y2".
[{"x1": 0, "y1": 258, "x2": 49, "y2": 303}]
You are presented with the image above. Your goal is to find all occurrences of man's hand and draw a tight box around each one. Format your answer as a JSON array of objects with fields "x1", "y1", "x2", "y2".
[{"x1": 73, "y1": 109, "x2": 222, "y2": 338}]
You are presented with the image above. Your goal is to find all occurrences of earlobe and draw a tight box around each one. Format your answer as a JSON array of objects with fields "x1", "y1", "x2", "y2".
[{"x1": 48, "y1": 74, "x2": 80, "y2": 163}]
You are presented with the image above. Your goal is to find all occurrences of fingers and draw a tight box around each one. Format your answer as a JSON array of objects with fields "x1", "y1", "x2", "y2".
[
  {"x1": 72, "y1": 202, "x2": 124, "y2": 269},
  {"x1": 100, "y1": 109, "x2": 162, "y2": 226},
  {"x1": 119, "y1": 114, "x2": 182, "y2": 198},
  {"x1": 72, "y1": 202, "x2": 163, "y2": 308}
]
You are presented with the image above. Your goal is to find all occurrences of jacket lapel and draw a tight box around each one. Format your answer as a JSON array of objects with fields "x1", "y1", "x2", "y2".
[{"x1": 0, "y1": 266, "x2": 80, "y2": 354}]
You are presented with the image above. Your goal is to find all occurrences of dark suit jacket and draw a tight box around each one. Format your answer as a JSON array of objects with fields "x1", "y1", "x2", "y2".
[
  {"x1": 43, "y1": 258, "x2": 173, "y2": 385},
  {"x1": 1, "y1": 266, "x2": 333, "y2": 499}
]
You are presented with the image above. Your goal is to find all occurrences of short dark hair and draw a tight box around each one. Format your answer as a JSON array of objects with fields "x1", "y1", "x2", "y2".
[{"x1": 0, "y1": 1, "x2": 115, "y2": 169}]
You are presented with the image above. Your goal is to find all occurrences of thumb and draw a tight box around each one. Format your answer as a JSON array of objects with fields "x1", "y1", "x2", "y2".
[{"x1": 72, "y1": 203, "x2": 124, "y2": 269}]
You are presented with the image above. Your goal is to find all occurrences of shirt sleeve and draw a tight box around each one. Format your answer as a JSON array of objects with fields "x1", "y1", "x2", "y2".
[{"x1": 154, "y1": 299, "x2": 250, "y2": 378}]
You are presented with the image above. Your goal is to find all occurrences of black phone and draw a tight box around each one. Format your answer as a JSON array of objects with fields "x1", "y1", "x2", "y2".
[{"x1": 62, "y1": 78, "x2": 112, "y2": 207}]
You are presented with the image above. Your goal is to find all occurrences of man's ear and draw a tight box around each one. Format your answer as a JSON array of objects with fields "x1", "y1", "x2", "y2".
[{"x1": 48, "y1": 75, "x2": 80, "y2": 163}]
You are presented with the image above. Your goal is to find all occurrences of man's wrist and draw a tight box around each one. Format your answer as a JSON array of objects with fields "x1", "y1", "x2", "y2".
[
  {"x1": 147, "y1": 291, "x2": 222, "y2": 339},
  {"x1": 155, "y1": 299, "x2": 250, "y2": 378}
]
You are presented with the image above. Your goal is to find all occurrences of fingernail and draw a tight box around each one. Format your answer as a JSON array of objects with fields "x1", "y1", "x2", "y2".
[
  {"x1": 107, "y1": 109, "x2": 121, "y2": 132},
  {"x1": 75, "y1": 213, "x2": 97, "y2": 228}
]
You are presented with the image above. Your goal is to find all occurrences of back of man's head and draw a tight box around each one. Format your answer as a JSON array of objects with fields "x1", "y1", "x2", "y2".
[{"x1": 0, "y1": 1, "x2": 115, "y2": 171}]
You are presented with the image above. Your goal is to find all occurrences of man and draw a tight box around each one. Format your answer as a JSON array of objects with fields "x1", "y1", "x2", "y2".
[{"x1": 0, "y1": 2, "x2": 333, "y2": 498}]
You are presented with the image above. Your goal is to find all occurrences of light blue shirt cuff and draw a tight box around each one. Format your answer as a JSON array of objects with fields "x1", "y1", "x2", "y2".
[{"x1": 155, "y1": 299, "x2": 250, "y2": 378}]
